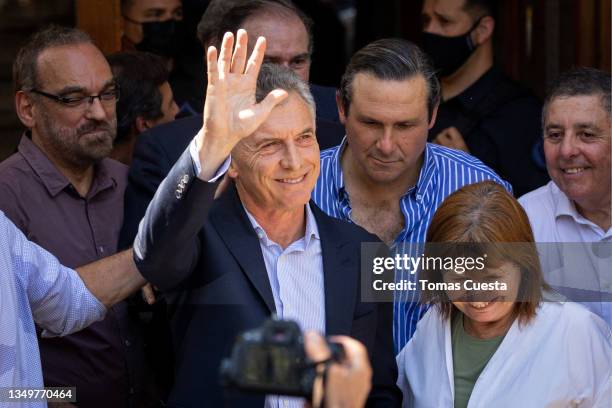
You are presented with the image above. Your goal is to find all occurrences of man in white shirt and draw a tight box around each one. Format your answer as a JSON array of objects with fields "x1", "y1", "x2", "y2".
[{"x1": 519, "y1": 67, "x2": 611, "y2": 325}]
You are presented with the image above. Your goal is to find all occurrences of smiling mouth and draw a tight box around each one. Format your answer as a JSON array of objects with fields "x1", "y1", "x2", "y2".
[
  {"x1": 468, "y1": 296, "x2": 501, "y2": 309},
  {"x1": 562, "y1": 167, "x2": 589, "y2": 174},
  {"x1": 276, "y1": 174, "x2": 306, "y2": 184}
]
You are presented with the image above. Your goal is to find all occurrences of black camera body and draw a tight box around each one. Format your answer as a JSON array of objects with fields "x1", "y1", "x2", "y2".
[{"x1": 220, "y1": 319, "x2": 344, "y2": 398}]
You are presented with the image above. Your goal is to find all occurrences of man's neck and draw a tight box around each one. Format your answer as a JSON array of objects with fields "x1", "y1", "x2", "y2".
[
  {"x1": 575, "y1": 197, "x2": 612, "y2": 231},
  {"x1": 237, "y1": 189, "x2": 307, "y2": 249},
  {"x1": 31, "y1": 132, "x2": 95, "y2": 197},
  {"x1": 342, "y1": 146, "x2": 422, "y2": 203},
  {"x1": 441, "y1": 42, "x2": 493, "y2": 101}
]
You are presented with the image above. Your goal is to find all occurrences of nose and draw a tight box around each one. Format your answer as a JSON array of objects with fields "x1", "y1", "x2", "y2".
[
  {"x1": 85, "y1": 97, "x2": 109, "y2": 121},
  {"x1": 559, "y1": 132, "x2": 580, "y2": 159},
  {"x1": 375, "y1": 127, "x2": 395, "y2": 156},
  {"x1": 280, "y1": 141, "x2": 303, "y2": 170}
]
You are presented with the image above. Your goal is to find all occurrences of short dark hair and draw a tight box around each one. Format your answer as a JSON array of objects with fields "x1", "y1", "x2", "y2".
[
  {"x1": 197, "y1": 0, "x2": 313, "y2": 53},
  {"x1": 543, "y1": 67, "x2": 612, "y2": 125},
  {"x1": 13, "y1": 25, "x2": 93, "y2": 92},
  {"x1": 463, "y1": 0, "x2": 497, "y2": 19},
  {"x1": 107, "y1": 51, "x2": 169, "y2": 144},
  {"x1": 338, "y1": 38, "x2": 440, "y2": 120}
]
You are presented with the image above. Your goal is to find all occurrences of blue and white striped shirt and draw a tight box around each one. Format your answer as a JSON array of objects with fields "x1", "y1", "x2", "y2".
[
  {"x1": 312, "y1": 139, "x2": 512, "y2": 351},
  {"x1": 244, "y1": 205, "x2": 325, "y2": 408}
]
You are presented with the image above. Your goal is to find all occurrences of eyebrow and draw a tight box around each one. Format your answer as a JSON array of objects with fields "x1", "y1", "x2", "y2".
[
  {"x1": 255, "y1": 127, "x2": 315, "y2": 146},
  {"x1": 357, "y1": 114, "x2": 420, "y2": 125},
  {"x1": 545, "y1": 122, "x2": 599, "y2": 131},
  {"x1": 55, "y1": 78, "x2": 115, "y2": 95},
  {"x1": 434, "y1": 11, "x2": 454, "y2": 21}
]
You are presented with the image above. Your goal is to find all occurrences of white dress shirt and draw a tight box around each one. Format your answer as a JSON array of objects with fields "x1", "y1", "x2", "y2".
[{"x1": 519, "y1": 181, "x2": 612, "y2": 325}]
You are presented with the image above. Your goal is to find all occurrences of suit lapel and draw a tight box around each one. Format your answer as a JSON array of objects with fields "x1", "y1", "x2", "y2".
[
  {"x1": 209, "y1": 184, "x2": 276, "y2": 313},
  {"x1": 312, "y1": 203, "x2": 357, "y2": 335}
]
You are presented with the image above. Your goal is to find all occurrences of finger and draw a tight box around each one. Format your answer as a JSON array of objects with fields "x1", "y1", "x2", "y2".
[
  {"x1": 250, "y1": 88, "x2": 288, "y2": 121},
  {"x1": 328, "y1": 335, "x2": 369, "y2": 368},
  {"x1": 304, "y1": 331, "x2": 332, "y2": 362},
  {"x1": 206, "y1": 46, "x2": 218, "y2": 86},
  {"x1": 141, "y1": 284, "x2": 156, "y2": 305},
  {"x1": 245, "y1": 36, "x2": 267, "y2": 78},
  {"x1": 218, "y1": 32, "x2": 234, "y2": 75},
  {"x1": 231, "y1": 29, "x2": 249, "y2": 74}
]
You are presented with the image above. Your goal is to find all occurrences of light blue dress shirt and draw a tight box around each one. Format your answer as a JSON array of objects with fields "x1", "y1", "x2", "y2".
[
  {"x1": 0, "y1": 212, "x2": 106, "y2": 408},
  {"x1": 244, "y1": 205, "x2": 325, "y2": 408}
]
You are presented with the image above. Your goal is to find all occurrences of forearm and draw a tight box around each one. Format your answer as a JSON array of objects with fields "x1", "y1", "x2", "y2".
[
  {"x1": 133, "y1": 147, "x2": 219, "y2": 290},
  {"x1": 76, "y1": 249, "x2": 146, "y2": 308}
]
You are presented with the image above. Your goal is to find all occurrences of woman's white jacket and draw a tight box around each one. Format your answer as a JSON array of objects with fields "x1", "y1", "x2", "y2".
[{"x1": 397, "y1": 301, "x2": 611, "y2": 407}]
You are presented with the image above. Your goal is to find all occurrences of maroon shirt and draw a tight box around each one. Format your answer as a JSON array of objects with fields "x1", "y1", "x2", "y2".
[{"x1": 0, "y1": 135, "x2": 152, "y2": 407}]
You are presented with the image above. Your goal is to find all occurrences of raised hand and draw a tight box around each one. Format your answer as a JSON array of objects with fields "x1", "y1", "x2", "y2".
[{"x1": 195, "y1": 29, "x2": 288, "y2": 180}]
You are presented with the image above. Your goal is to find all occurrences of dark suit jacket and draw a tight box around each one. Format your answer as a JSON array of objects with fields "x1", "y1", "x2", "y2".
[
  {"x1": 119, "y1": 114, "x2": 345, "y2": 249},
  {"x1": 133, "y1": 148, "x2": 401, "y2": 407}
]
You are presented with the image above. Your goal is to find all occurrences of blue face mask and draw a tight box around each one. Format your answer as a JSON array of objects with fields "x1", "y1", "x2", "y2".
[{"x1": 422, "y1": 17, "x2": 483, "y2": 77}]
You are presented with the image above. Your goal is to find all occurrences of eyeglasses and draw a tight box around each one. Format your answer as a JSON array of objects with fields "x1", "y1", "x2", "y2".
[{"x1": 29, "y1": 86, "x2": 120, "y2": 109}]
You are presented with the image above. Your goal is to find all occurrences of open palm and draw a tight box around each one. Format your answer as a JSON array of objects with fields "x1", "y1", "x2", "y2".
[{"x1": 199, "y1": 30, "x2": 288, "y2": 163}]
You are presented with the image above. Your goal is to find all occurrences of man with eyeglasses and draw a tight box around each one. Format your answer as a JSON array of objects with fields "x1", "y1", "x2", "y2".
[{"x1": 0, "y1": 26, "x2": 156, "y2": 408}]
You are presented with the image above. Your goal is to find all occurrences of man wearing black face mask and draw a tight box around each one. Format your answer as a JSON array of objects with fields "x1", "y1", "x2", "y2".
[
  {"x1": 121, "y1": 0, "x2": 185, "y2": 59},
  {"x1": 422, "y1": 0, "x2": 548, "y2": 196}
]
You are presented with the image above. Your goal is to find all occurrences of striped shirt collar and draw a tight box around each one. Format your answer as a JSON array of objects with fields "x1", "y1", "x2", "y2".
[{"x1": 329, "y1": 136, "x2": 437, "y2": 204}]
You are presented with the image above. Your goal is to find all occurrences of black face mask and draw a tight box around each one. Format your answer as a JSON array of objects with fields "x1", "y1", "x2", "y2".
[
  {"x1": 131, "y1": 19, "x2": 185, "y2": 58},
  {"x1": 421, "y1": 18, "x2": 482, "y2": 78}
]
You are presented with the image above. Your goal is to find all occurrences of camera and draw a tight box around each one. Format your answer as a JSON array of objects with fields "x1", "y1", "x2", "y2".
[{"x1": 220, "y1": 318, "x2": 344, "y2": 398}]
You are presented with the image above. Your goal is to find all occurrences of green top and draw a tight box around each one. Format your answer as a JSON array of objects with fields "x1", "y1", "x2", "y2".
[{"x1": 451, "y1": 312, "x2": 506, "y2": 408}]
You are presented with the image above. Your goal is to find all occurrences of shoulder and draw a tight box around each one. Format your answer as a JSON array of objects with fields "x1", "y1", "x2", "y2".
[
  {"x1": 537, "y1": 301, "x2": 610, "y2": 340},
  {"x1": 0, "y1": 151, "x2": 32, "y2": 181},
  {"x1": 316, "y1": 145, "x2": 342, "y2": 185},
  {"x1": 320, "y1": 144, "x2": 340, "y2": 162},
  {"x1": 518, "y1": 181, "x2": 557, "y2": 215},
  {"x1": 427, "y1": 143, "x2": 510, "y2": 187}
]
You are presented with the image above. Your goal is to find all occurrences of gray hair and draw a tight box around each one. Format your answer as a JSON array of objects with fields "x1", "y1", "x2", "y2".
[
  {"x1": 256, "y1": 63, "x2": 315, "y2": 120},
  {"x1": 13, "y1": 25, "x2": 93, "y2": 92},
  {"x1": 543, "y1": 67, "x2": 611, "y2": 126},
  {"x1": 338, "y1": 38, "x2": 440, "y2": 120}
]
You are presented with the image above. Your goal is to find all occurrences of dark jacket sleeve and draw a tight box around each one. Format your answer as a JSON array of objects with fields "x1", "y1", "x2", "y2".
[
  {"x1": 133, "y1": 147, "x2": 218, "y2": 291},
  {"x1": 119, "y1": 116, "x2": 200, "y2": 250}
]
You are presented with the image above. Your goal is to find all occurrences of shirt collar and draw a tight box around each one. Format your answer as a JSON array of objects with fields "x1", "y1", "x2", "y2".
[
  {"x1": 18, "y1": 133, "x2": 118, "y2": 198},
  {"x1": 551, "y1": 181, "x2": 608, "y2": 232},
  {"x1": 243, "y1": 203, "x2": 320, "y2": 248},
  {"x1": 330, "y1": 136, "x2": 436, "y2": 203}
]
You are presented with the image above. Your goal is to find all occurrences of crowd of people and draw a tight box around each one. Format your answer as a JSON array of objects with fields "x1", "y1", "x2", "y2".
[{"x1": 0, "y1": 0, "x2": 610, "y2": 407}]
